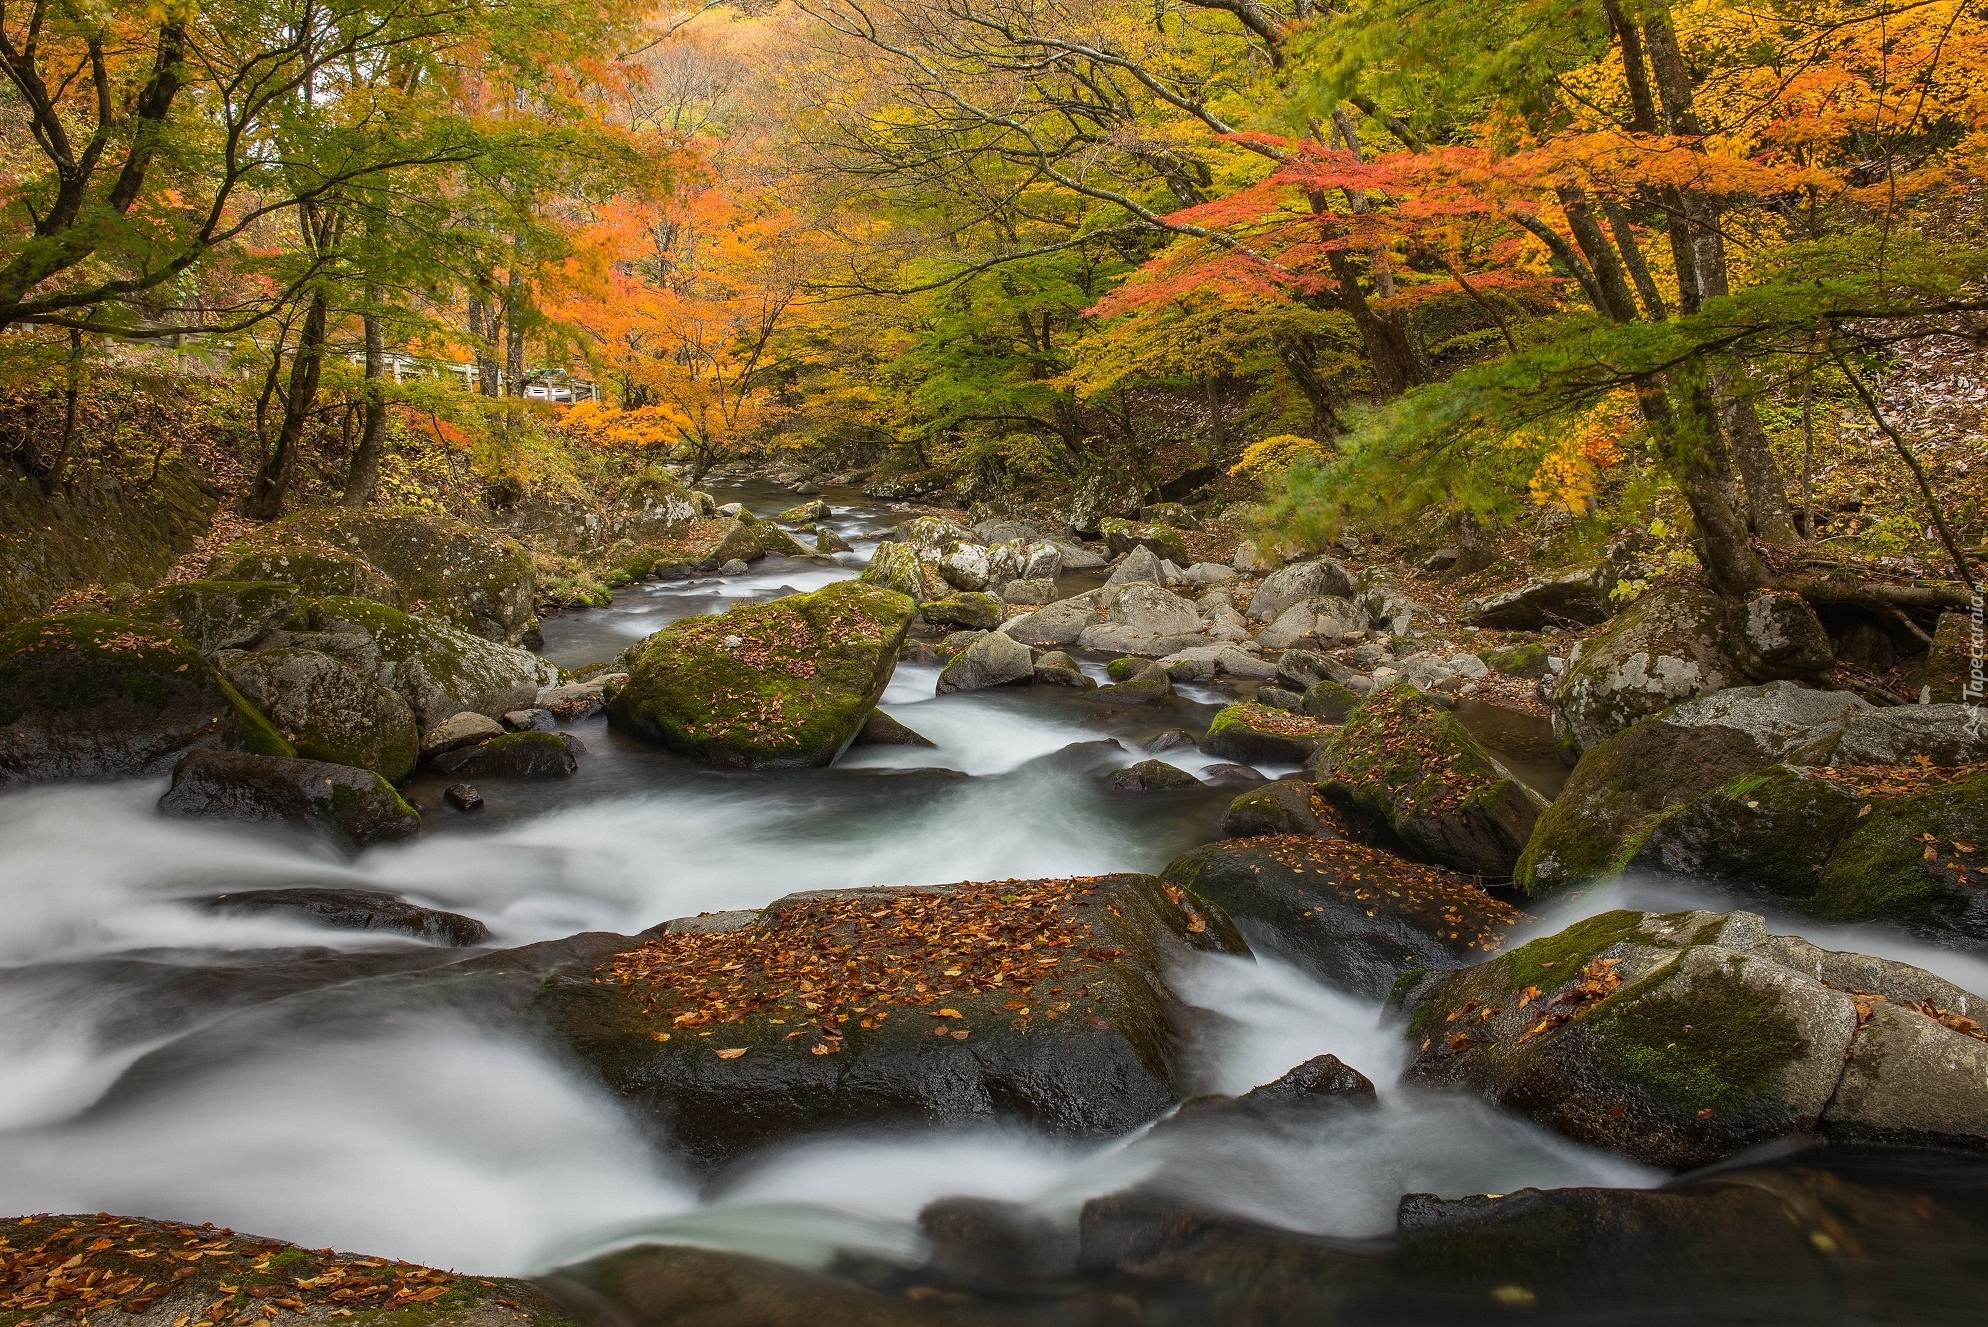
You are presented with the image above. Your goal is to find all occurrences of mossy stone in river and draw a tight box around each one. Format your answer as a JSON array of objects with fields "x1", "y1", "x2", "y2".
[
  {"x1": 608, "y1": 579, "x2": 916, "y2": 768},
  {"x1": 921, "y1": 591, "x2": 1005, "y2": 630},
  {"x1": 207, "y1": 506, "x2": 536, "y2": 644},
  {"x1": 221, "y1": 647, "x2": 419, "y2": 780},
  {"x1": 159, "y1": 749, "x2": 418, "y2": 850},
  {"x1": 1300, "y1": 679, "x2": 1360, "y2": 720},
  {"x1": 1314, "y1": 685, "x2": 1544, "y2": 879},
  {"x1": 427, "y1": 730, "x2": 579, "y2": 779},
  {"x1": 1202, "y1": 703, "x2": 1324, "y2": 765},
  {"x1": 0, "y1": 613, "x2": 292, "y2": 784},
  {"x1": 124, "y1": 579, "x2": 300, "y2": 655},
  {"x1": 1482, "y1": 641, "x2": 1550, "y2": 678}
]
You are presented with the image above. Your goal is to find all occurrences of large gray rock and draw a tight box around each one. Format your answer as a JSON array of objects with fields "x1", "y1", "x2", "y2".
[
  {"x1": 220, "y1": 647, "x2": 419, "y2": 781},
  {"x1": 1156, "y1": 643, "x2": 1277, "y2": 680},
  {"x1": 1247, "y1": 559, "x2": 1354, "y2": 621},
  {"x1": 1003, "y1": 595, "x2": 1099, "y2": 647},
  {"x1": 937, "y1": 630, "x2": 1035, "y2": 694},
  {"x1": 1103, "y1": 545, "x2": 1165, "y2": 589},
  {"x1": 159, "y1": 749, "x2": 418, "y2": 850},
  {"x1": 1464, "y1": 569, "x2": 1612, "y2": 630},
  {"x1": 1735, "y1": 588, "x2": 1834, "y2": 678},
  {"x1": 1107, "y1": 584, "x2": 1202, "y2": 636},
  {"x1": 1550, "y1": 585, "x2": 1747, "y2": 756},
  {"x1": 1825, "y1": 704, "x2": 1988, "y2": 767},
  {"x1": 1257, "y1": 595, "x2": 1367, "y2": 650}
]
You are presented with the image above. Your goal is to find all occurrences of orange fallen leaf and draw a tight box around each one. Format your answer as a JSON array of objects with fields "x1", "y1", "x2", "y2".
[{"x1": 714, "y1": 1047, "x2": 748, "y2": 1060}]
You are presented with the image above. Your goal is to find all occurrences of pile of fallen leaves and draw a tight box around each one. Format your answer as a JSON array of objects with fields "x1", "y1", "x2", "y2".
[
  {"x1": 599, "y1": 879, "x2": 1128, "y2": 1052},
  {"x1": 0, "y1": 1214, "x2": 484, "y2": 1326},
  {"x1": 1223, "y1": 704, "x2": 1326, "y2": 740},
  {"x1": 1249, "y1": 833, "x2": 1527, "y2": 950},
  {"x1": 1423, "y1": 955, "x2": 1622, "y2": 1055},
  {"x1": 1841, "y1": 989, "x2": 1988, "y2": 1042},
  {"x1": 1807, "y1": 760, "x2": 1986, "y2": 799}
]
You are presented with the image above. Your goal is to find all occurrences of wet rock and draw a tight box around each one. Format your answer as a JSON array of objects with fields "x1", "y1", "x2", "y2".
[
  {"x1": 1165, "y1": 835, "x2": 1523, "y2": 997},
  {"x1": 207, "y1": 507, "x2": 536, "y2": 645},
  {"x1": 1236, "y1": 1053, "x2": 1376, "y2": 1107},
  {"x1": 851, "y1": 710, "x2": 935, "y2": 747},
  {"x1": 543, "y1": 1242, "x2": 950, "y2": 1327},
  {"x1": 444, "y1": 783, "x2": 483, "y2": 811},
  {"x1": 1200, "y1": 763, "x2": 1268, "y2": 788},
  {"x1": 920, "y1": 591, "x2": 1005, "y2": 629},
  {"x1": 718, "y1": 557, "x2": 750, "y2": 575},
  {"x1": 1156, "y1": 643, "x2": 1278, "y2": 680},
  {"x1": 536, "y1": 680, "x2": 609, "y2": 720},
  {"x1": 610, "y1": 581, "x2": 916, "y2": 768},
  {"x1": 124, "y1": 579, "x2": 301, "y2": 655},
  {"x1": 1516, "y1": 682, "x2": 1871, "y2": 894},
  {"x1": 192, "y1": 886, "x2": 489, "y2": 945},
  {"x1": 917, "y1": 1196, "x2": 1065, "y2": 1293},
  {"x1": 1031, "y1": 651, "x2": 1093, "y2": 688},
  {"x1": 1002, "y1": 593, "x2": 1101, "y2": 648},
  {"x1": 1103, "y1": 544, "x2": 1165, "y2": 589},
  {"x1": 1825, "y1": 999, "x2": 1988, "y2": 1149},
  {"x1": 0, "y1": 613, "x2": 292, "y2": 784},
  {"x1": 1202, "y1": 702, "x2": 1325, "y2": 765},
  {"x1": 1255, "y1": 685, "x2": 1304, "y2": 711},
  {"x1": 1395, "y1": 907, "x2": 1988, "y2": 1167},
  {"x1": 220, "y1": 647, "x2": 418, "y2": 780},
  {"x1": 428, "y1": 731, "x2": 579, "y2": 779},
  {"x1": 1551, "y1": 585, "x2": 1746, "y2": 756},
  {"x1": 1108, "y1": 759, "x2": 1202, "y2": 792},
  {"x1": 936, "y1": 629, "x2": 1034, "y2": 694},
  {"x1": 1300, "y1": 679, "x2": 1361, "y2": 720},
  {"x1": 1247, "y1": 559, "x2": 1355, "y2": 622},
  {"x1": 859, "y1": 541, "x2": 942, "y2": 602},
  {"x1": 777, "y1": 498, "x2": 831, "y2": 522},
  {"x1": 159, "y1": 749, "x2": 418, "y2": 849},
  {"x1": 815, "y1": 527, "x2": 852, "y2": 554},
  {"x1": 1315, "y1": 685, "x2": 1546, "y2": 879},
  {"x1": 1098, "y1": 518, "x2": 1190, "y2": 566},
  {"x1": 264, "y1": 596, "x2": 562, "y2": 728},
  {"x1": 1219, "y1": 777, "x2": 1325, "y2": 837},
  {"x1": 502, "y1": 707, "x2": 556, "y2": 731},
  {"x1": 1463, "y1": 568, "x2": 1613, "y2": 630},
  {"x1": 421, "y1": 710, "x2": 505, "y2": 756},
  {"x1": 532, "y1": 875, "x2": 1247, "y2": 1171},
  {"x1": 1274, "y1": 648, "x2": 1354, "y2": 690},
  {"x1": 1090, "y1": 661, "x2": 1173, "y2": 705},
  {"x1": 1146, "y1": 728, "x2": 1198, "y2": 754}
]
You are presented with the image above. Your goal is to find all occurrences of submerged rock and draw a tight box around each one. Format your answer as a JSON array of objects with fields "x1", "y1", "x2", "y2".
[
  {"x1": 534, "y1": 875, "x2": 1247, "y2": 1170},
  {"x1": 610, "y1": 580, "x2": 915, "y2": 769},
  {"x1": 1393, "y1": 907, "x2": 1988, "y2": 1166},
  {"x1": 159, "y1": 750, "x2": 418, "y2": 849},
  {"x1": 1165, "y1": 835, "x2": 1525, "y2": 997},
  {"x1": 191, "y1": 886, "x2": 489, "y2": 945},
  {"x1": 0, "y1": 613, "x2": 292, "y2": 784}
]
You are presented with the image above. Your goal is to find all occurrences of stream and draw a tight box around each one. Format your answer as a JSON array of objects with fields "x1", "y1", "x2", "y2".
[{"x1": 5, "y1": 483, "x2": 1988, "y2": 1317}]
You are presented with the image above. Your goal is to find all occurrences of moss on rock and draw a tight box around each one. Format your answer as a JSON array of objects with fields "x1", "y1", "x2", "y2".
[
  {"x1": 0, "y1": 613, "x2": 292, "y2": 783},
  {"x1": 221, "y1": 646, "x2": 419, "y2": 780},
  {"x1": 1203, "y1": 703, "x2": 1325, "y2": 765},
  {"x1": 125, "y1": 579, "x2": 301, "y2": 655},
  {"x1": 1587, "y1": 963, "x2": 1809, "y2": 1111},
  {"x1": 607, "y1": 580, "x2": 916, "y2": 768}
]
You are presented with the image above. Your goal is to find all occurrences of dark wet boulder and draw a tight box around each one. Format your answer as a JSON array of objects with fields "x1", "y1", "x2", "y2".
[
  {"x1": 1098, "y1": 517, "x2": 1189, "y2": 567},
  {"x1": 935, "y1": 628, "x2": 1034, "y2": 694},
  {"x1": 1300, "y1": 678, "x2": 1362, "y2": 720},
  {"x1": 1516, "y1": 682, "x2": 1871, "y2": 894},
  {"x1": 1163, "y1": 835, "x2": 1525, "y2": 997},
  {"x1": 1394, "y1": 906, "x2": 1988, "y2": 1167},
  {"x1": 1200, "y1": 762, "x2": 1268, "y2": 788},
  {"x1": 1315, "y1": 685, "x2": 1546, "y2": 879},
  {"x1": 0, "y1": 613, "x2": 292, "y2": 784},
  {"x1": 1463, "y1": 568, "x2": 1613, "y2": 630},
  {"x1": 1201, "y1": 703, "x2": 1325, "y2": 764},
  {"x1": 1090, "y1": 660, "x2": 1172, "y2": 706},
  {"x1": 1031, "y1": 650, "x2": 1092, "y2": 688},
  {"x1": 850, "y1": 710, "x2": 934, "y2": 747},
  {"x1": 919, "y1": 591, "x2": 1005, "y2": 630},
  {"x1": 1550, "y1": 585, "x2": 1746, "y2": 756},
  {"x1": 541, "y1": 1242, "x2": 952, "y2": 1327},
  {"x1": 1219, "y1": 777, "x2": 1326, "y2": 838},
  {"x1": 428, "y1": 731, "x2": 579, "y2": 779},
  {"x1": 124, "y1": 579, "x2": 300, "y2": 655},
  {"x1": 533, "y1": 875, "x2": 1247, "y2": 1171},
  {"x1": 207, "y1": 506, "x2": 536, "y2": 644},
  {"x1": 159, "y1": 749, "x2": 418, "y2": 849},
  {"x1": 608, "y1": 580, "x2": 916, "y2": 768},
  {"x1": 1107, "y1": 759, "x2": 1201, "y2": 792},
  {"x1": 191, "y1": 886, "x2": 489, "y2": 945},
  {"x1": 1630, "y1": 763, "x2": 1988, "y2": 943},
  {"x1": 219, "y1": 647, "x2": 418, "y2": 781}
]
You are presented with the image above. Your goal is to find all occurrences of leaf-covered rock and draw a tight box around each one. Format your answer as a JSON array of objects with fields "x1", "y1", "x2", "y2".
[
  {"x1": 1098, "y1": 518, "x2": 1189, "y2": 567},
  {"x1": 608, "y1": 580, "x2": 916, "y2": 768},
  {"x1": 1202, "y1": 703, "x2": 1325, "y2": 764}
]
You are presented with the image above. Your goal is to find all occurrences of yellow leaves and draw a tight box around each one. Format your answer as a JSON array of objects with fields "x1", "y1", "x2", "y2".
[
  {"x1": 1230, "y1": 433, "x2": 1326, "y2": 479},
  {"x1": 1515, "y1": 391, "x2": 1636, "y2": 514},
  {"x1": 931, "y1": 1008, "x2": 962, "y2": 1018}
]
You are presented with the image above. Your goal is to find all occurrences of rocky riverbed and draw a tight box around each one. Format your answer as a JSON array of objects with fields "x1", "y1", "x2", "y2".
[{"x1": 4, "y1": 480, "x2": 1987, "y2": 1324}]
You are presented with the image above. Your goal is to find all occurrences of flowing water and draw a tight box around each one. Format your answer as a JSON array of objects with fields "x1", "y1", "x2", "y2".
[{"x1": 3, "y1": 484, "x2": 1985, "y2": 1316}]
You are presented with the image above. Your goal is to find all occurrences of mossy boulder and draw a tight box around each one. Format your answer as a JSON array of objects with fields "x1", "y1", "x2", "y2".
[
  {"x1": 125, "y1": 580, "x2": 301, "y2": 655},
  {"x1": 1202, "y1": 703, "x2": 1325, "y2": 765},
  {"x1": 860, "y1": 540, "x2": 945, "y2": 602},
  {"x1": 208, "y1": 507, "x2": 536, "y2": 644},
  {"x1": 1482, "y1": 641, "x2": 1550, "y2": 678},
  {"x1": 1314, "y1": 685, "x2": 1545, "y2": 879},
  {"x1": 0, "y1": 613, "x2": 292, "y2": 784},
  {"x1": 1164, "y1": 835, "x2": 1525, "y2": 998},
  {"x1": 427, "y1": 730, "x2": 579, "y2": 779},
  {"x1": 1098, "y1": 518, "x2": 1190, "y2": 567},
  {"x1": 1218, "y1": 777, "x2": 1327, "y2": 837},
  {"x1": 615, "y1": 517, "x2": 765, "y2": 579},
  {"x1": 532, "y1": 875, "x2": 1247, "y2": 1171},
  {"x1": 1631, "y1": 764, "x2": 1988, "y2": 943},
  {"x1": 936, "y1": 629, "x2": 1034, "y2": 694},
  {"x1": 159, "y1": 749, "x2": 418, "y2": 850},
  {"x1": 220, "y1": 647, "x2": 418, "y2": 781},
  {"x1": 1550, "y1": 585, "x2": 1743, "y2": 757},
  {"x1": 1397, "y1": 906, "x2": 1988, "y2": 1166},
  {"x1": 608, "y1": 580, "x2": 916, "y2": 768},
  {"x1": 921, "y1": 591, "x2": 1005, "y2": 629},
  {"x1": 1924, "y1": 611, "x2": 1983, "y2": 703},
  {"x1": 265, "y1": 596, "x2": 562, "y2": 729},
  {"x1": 1299, "y1": 678, "x2": 1361, "y2": 720}
]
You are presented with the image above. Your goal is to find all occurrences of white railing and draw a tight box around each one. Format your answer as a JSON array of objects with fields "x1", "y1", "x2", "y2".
[{"x1": 349, "y1": 352, "x2": 601, "y2": 401}]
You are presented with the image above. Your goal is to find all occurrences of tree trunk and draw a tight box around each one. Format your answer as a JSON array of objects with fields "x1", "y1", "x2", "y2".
[
  {"x1": 469, "y1": 293, "x2": 499, "y2": 397},
  {"x1": 248, "y1": 291, "x2": 328, "y2": 520},
  {"x1": 1452, "y1": 507, "x2": 1497, "y2": 573},
  {"x1": 504, "y1": 270, "x2": 526, "y2": 396},
  {"x1": 341, "y1": 310, "x2": 387, "y2": 507},
  {"x1": 1638, "y1": 376, "x2": 1766, "y2": 595},
  {"x1": 1556, "y1": 186, "x2": 1641, "y2": 324}
]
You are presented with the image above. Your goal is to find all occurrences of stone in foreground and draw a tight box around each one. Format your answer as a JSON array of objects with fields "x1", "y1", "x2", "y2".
[
  {"x1": 608, "y1": 580, "x2": 916, "y2": 768},
  {"x1": 535, "y1": 874, "x2": 1246, "y2": 1170},
  {"x1": 159, "y1": 749, "x2": 419, "y2": 850}
]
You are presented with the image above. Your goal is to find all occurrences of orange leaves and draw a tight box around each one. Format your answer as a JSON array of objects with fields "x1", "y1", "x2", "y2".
[{"x1": 714, "y1": 1047, "x2": 749, "y2": 1059}]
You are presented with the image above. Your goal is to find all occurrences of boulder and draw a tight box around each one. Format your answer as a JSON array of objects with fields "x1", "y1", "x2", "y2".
[
  {"x1": 1273, "y1": 648, "x2": 1354, "y2": 689},
  {"x1": 1218, "y1": 777, "x2": 1327, "y2": 838},
  {"x1": 0, "y1": 613, "x2": 291, "y2": 784},
  {"x1": 1164, "y1": 835, "x2": 1525, "y2": 997},
  {"x1": 1106, "y1": 584, "x2": 1201, "y2": 636},
  {"x1": 935, "y1": 542, "x2": 995, "y2": 591},
  {"x1": 1202, "y1": 703, "x2": 1325, "y2": 765},
  {"x1": 1463, "y1": 568, "x2": 1613, "y2": 630},
  {"x1": 1003, "y1": 594, "x2": 1101, "y2": 648},
  {"x1": 1482, "y1": 642, "x2": 1550, "y2": 677},
  {"x1": 1314, "y1": 685, "x2": 1545, "y2": 879},
  {"x1": 536, "y1": 679, "x2": 610, "y2": 720},
  {"x1": 1090, "y1": 662, "x2": 1172, "y2": 705},
  {"x1": 191, "y1": 886, "x2": 489, "y2": 945},
  {"x1": 1735, "y1": 588, "x2": 1834, "y2": 678},
  {"x1": 609, "y1": 581, "x2": 916, "y2": 768},
  {"x1": 1021, "y1": 542, "x2": 1062, "y2": 580},
  {"x1": 158, "y1": 749, "x2": 418, "y2": 849},
  {"x1": 1246, "y1": 559, "x2": 1354, "y2": 622},
  {"x1": 420, "y1": 710, "x2": 505, "y2": 756},
  {"x1": 124, "y1": 579, "x2": 300, "y2": 655},
  {"x1": 1550, "y1": 585, "x2": 1746, "y2": 756},
  {"x1": 1201, "y1": 762, "x2": 1267, "y2": 788},
  {"x1": 1516, "y1": 682, "x2": 1871, "y2": 893},
  {"x1": 1107, "y1": 760, "x2": 1202, "y2": 792},
  {"x1": 920, "y1": 591, "x2": 1006, "y2": 629},
  {"x1": 218, "y1": 647, "x2": 418, "y2": 781},
  {"x1": 1923, "y1": 611, "x2": 1983, "y2": 703},
  {"x1": 851, "y1": 710, "x2": 935, "y2": 747},
  {"x1": 1179, "y1": 561, "x2": 1236, "y2": 586},
  {"x1": 859, "y1": 541, "x2": 942, "y2": 602},
  {"x1": 1824, "y1": 703, "x2": 1988, "y2": 767},
  {"x1": 899, "y1": 516, "x2": 979, "y2": 559},
  {"x1": 503, "y1": 707, "x2": 555, "y2": 731},
  {"x1": 1064, "y1": 467, "x2": 1146, "y2": 535},
  {"x1": 1047, "y1": 537, "x2": 1107, "y2": 570},
  {"x1": 1000, "y1": 576, "x2": 1056, "y2": 605},
  {"x1": 936, "y1": 629, "x2": 1035, "y2": 694},
  {"x1": 974, "y1": 518, "x2": 1041, "y2": 545},
  {"x1": 1103, "y1": 545, "x2": 1166, "y2": 589},
  {"x1": 207, "y1": 507, "x2": 536, "y2": 644},
  {"x1": 1156, "y1": 643, "x2": 1278, "y2": 681},
  {"x1": 1256, "y1": 595, "x2": 1367, "y2": 650},
  {"x1": 534, "y1": 875, "x2": 1247, "y2": 1170},
  {"x1": 1098, "y1": 518, "x2": 1190, "y2": 567},
  {"x1": 1031, "y1": 651, "x2": 1092, "y2": 688},
  {"x1": 1300, "y1": 679, "x2": 1362, "y2": 720},
  {"x1": 262, "y1": 596, "x2": 562, "y2": 728},
  {"x1": 427, "y1": 730, "x2": 579, "y2": 779},
  {"x1": 815, "y1": 527, "x2": 852, "y2": 554},
  {"x1": 1393, "y1": 907, "x2": 1988, "y2": 1167},
  {"x1": 777, "y1": 498, "x2": 831, "y2": 522}
]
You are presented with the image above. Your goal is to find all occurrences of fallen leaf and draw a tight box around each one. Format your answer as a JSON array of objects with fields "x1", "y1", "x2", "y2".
[{"x1": 714, "y1": 1047, "x2": 748, "y2": 1060}]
